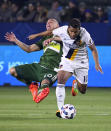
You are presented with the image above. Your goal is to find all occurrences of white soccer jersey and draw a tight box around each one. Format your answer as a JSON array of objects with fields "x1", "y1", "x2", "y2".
[{"x1": 53, "y1": 25, "x2": 94, "y2": 61}]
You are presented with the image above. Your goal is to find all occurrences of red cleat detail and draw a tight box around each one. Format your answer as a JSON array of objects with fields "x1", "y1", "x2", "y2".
[
  {"x1": 29, "y1": 82, "x2": 38, "y2": 101},
  {"x1": 72, "y1": 80, "x2": 78, "y2": 96},
  {"x1": 35, "y1": 87, "x2": 50, "y2": 103}
]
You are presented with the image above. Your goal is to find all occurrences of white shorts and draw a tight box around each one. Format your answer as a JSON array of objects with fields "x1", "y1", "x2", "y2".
[{"x1": 59, "y1": 57, "x2": 89, "y2": 84}]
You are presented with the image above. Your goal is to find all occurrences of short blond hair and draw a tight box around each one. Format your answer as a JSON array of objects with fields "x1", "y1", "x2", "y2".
[{"x1": 47, "y1": 18, "x2": 59, "y2": 27}]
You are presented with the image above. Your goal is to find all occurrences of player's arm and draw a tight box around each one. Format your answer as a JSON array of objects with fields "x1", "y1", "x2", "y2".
[
  {"x1": 43, "y1": 36, "x2": 62, "y2": 46},
  {"x1": 89, "y1": 44, "x2": 103, "y2": 73},
  {"x1": 28, "y1": 30, "x2": 52, "y2": 40},
  {"x1": 5, "y1": 32, "x2": 40, "y2": 53}
]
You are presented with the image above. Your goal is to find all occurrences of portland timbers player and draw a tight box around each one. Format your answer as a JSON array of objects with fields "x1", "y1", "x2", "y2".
[{"x1": 5, "y1": 19, "x2": 63, "y2": 103}]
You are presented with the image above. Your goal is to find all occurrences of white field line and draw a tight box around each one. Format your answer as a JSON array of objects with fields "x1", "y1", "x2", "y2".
[{"x1": 0, "y1": 113, "x2": 110, "y2": 116}]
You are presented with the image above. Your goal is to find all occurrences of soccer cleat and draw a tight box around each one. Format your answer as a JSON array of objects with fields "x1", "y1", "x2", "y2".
[
  {"x1": 56, "y1": 110, "x2": 61, "y2": 118},
  {"x1": 72, "y1": 80, "x2": 78, "y2": 96},
  {"x1": 29, "y1": 82, "x2": 38, "y2": 101},
  {"x1": 35, "y1": 87, "x2": 50, "y2": 103}
]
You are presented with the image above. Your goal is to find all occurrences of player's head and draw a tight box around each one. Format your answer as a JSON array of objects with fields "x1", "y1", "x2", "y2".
[
  {"x1": 68, "y1": 18, "x2": 81, "y2": 39},
  {"x1": 46, "y1": 19, "x2": 59, "y2": 31}
]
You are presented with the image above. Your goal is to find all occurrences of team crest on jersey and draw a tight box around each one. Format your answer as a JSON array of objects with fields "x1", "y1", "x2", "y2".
[{"x1": 89, "y1": 39, "x2": 94, "y2": 45}]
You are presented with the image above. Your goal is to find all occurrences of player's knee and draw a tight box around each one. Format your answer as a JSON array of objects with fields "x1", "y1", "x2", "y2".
[
  {"x1": 58, "y1": 79, "x2": 66, "y2": 84},
  {"x1": 9, "y1": 67, "x2": 17, "y2": 77},
  {"x1": 57, "y1": 74, "x2": 67, "y2": 84},
  {"x1": 78, "y1": 84, "x2": 87, "y2": 94},
  {"x1": 41, "y1": 79, "x2": 50, "y2": 88}
]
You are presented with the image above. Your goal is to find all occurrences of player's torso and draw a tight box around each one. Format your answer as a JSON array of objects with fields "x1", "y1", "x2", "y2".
[
  {"x1": 39, "y1": 37, "x2": 63, "y2": 70},
  {"x1": 60, "y1": 26, "x2": 88, "y2": 61}
]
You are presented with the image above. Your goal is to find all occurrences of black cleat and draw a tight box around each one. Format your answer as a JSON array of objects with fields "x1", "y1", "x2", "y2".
[{"x1": 56, "y1": 110, "x2": 62, "y2": 118}]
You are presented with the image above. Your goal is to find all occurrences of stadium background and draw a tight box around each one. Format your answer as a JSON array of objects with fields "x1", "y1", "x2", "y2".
[
  {"x1": 0, "y1": 23, "x2": 111, "y2": 87},
  {"x1": 0, "y1": 1, "x2": 111, "y2": 131},
  {"x1": 0, "y1": 0, "x2": 111, "y2": 87}
]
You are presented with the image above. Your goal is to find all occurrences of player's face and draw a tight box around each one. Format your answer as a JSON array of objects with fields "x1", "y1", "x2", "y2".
[
  {"x1": 68, "y1": 26, "x2": 80, "y2": 39},
  {"x1": 46, "y1": 19, "x2": 59, "y2": 31}
]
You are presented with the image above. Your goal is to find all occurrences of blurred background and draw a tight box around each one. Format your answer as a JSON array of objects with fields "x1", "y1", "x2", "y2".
[{"x1": 0, "y1": 0, "x2": 111, "y2": 87}]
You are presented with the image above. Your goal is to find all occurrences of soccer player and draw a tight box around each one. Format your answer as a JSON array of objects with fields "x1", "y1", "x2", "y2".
[
  {"x1": 5, "y1": 19, "x2": 63, "y2": 103},
  {"x1": 43, "y1": 18, "x2": 103, "y2": 118}
]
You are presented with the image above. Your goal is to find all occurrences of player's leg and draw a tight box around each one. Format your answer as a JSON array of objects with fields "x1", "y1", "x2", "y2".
[
  {"x1": 72, "y1": 79, "x2": 87, "y2": 94},
  {"x1": 35, "y1": 79, "x2": 50, "y2": 103},
  {"x1": 56, "y1": 70, "x2": 72, "y2": 118},
  {"x1": 9, "y1": 67, "x2": 17, "y2": 77},
  {"x1": 77, "y1": 80, "x2": 87, "y2": 94},
  {"x1": 10, "y1": 63, "x2": 40, "y2": 101},
  {"x1": 56, "y1": 58, "x2": 73, "y2": 118},
  {"x1": 9, "y1": 66, "x2": 31, "y2": 85},
  {"x1": 71, "y1": 58, "x2": 89, "y2": 96},
  {"x1": 72, "y1": 68, "x2": 88, "y2": 95},
  {"x1": 34, "y1": 68, "x2": 57, "y2": 103}
]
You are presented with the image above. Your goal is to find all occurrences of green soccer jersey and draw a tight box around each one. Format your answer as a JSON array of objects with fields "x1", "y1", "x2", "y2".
[{"x1": 35, "y1": 36, "x2": 63, "y2": 70}]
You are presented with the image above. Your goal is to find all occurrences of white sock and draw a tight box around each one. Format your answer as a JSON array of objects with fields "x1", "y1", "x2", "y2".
[{"x1": 56, "y1": 84, "x2": 65, "y2": 111}]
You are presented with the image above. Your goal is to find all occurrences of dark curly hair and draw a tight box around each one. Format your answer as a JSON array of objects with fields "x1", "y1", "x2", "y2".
[{"x1": 68, "y1": 18, "x2": 81, "y2": 29}]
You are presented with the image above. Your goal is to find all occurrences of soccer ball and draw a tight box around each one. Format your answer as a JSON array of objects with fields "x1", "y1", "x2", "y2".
[{"x1": 60, "y1": 104, "x2": 76, "y2": 119}]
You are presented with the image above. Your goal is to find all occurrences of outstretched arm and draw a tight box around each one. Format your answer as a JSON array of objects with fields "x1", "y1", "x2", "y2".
[
  {"x1": 43, "y1": 36, "x2": 62, "y2": 46},
  {"x1": 5, "y1": 32, "x2": 40, "y2": 52},
  {"x1": 89, "y1": 44, "x2": 103, "y2": 73},
  {"x1": 28, "y1": 30, "x2": 52, "y2": 40}
]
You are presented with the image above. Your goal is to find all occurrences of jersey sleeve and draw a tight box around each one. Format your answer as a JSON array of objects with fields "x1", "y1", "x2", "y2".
[
  {"x1": 53, "y1": 26, "x2": 68, "y2": 43},
  {"x1": 53, "y1": 26, "x2": 67, "y2": 36},
  {"x1": 53, "y1": 27, "x2": 61, "y2": 36},
  {"x1": 35, "y1": 37, "x2": 45, "y2": 50},
  {"x1": 84, "y1": 29, "x2": 94, "y2": 46}
]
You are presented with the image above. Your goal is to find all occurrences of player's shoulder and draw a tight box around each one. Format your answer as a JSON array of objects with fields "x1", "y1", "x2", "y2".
[
  {"x1": 53, "y1": 25, "x2": 68, "y2": 35},
  {"x1": 56, "y1": 25, "x2": 68, "y2": 31},
  {"x1": 80, "y1": 27, "x2": 90, "y2": 37},
  {"x1": 61, "y1": 25, "x2": 68, "y2": 29},
  {"x1": 80, "y1": 27, "x2": 87, "y2": 34}
]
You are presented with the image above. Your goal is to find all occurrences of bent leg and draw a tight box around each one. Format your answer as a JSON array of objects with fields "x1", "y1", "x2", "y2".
[
  {"x1": 73, "y1": 67, "x2": 88, "y2": 94},
  {"x1": 10, "y1": 63, "x2": 41, "y2": 85},
  {"x1": 77, "y1": 80, "x2": 87, "y2": 94},
  {"x1": 9, "y1": 66, "x2": 31, "y2": 84},
  {"x1": 34, "y1": 66, "x2": 57, "y2": 103},
  {"x1": 35, "y1": 79, "x2": 50, "y2": 103},
  {"x1": 9, "y1": 67, "x2": 17, "y2": 77}
]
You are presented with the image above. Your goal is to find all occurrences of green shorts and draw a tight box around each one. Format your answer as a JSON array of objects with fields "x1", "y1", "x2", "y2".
[{"x1": 15, "y1": 63, "x2": 57, "y2": 86}]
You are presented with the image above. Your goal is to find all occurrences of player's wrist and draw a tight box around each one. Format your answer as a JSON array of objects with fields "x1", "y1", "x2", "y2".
[
  {"x1": 14, "y1": 38, "x2": 21, "y2": 45},
  {"x1": 14, "y1": 38, "x2": 18, "y2": 43}
]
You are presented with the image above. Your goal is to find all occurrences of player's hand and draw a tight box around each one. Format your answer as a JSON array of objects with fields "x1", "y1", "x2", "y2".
[
  {"x1": 95, "y1": 64, "x2": 103, "y2": 74},
  {"x1": 28, "y1": 34, "x2": 38, "y2": 40},
  {"x1": 5, "y1": 32, "x2": 17, "y2": 42},
  {"x1": 43, "y1": 38, "x2": 52, "y2": 46}
]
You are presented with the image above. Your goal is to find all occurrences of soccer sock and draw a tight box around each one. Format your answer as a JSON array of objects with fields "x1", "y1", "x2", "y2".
[
  {"x1": 38, "y1": 83, "x2": 50, "y2": 95},
  {"x1": 56, "y1": 84, "x2": 65, "y2": 111}
]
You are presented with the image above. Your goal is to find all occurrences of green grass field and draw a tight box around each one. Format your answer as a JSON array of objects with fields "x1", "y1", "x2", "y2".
[{"x1": 0, "y1": 87, "x2": 111, "y2": 131}]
